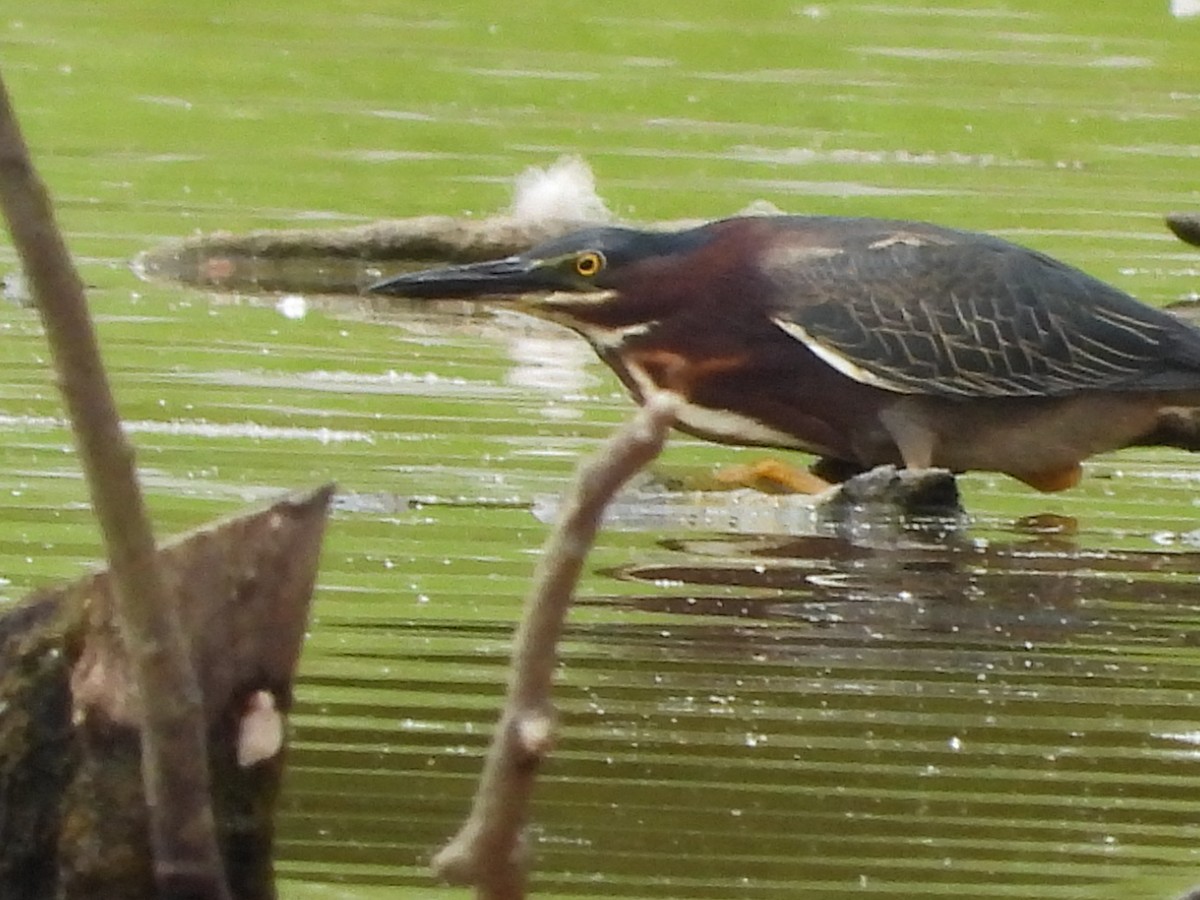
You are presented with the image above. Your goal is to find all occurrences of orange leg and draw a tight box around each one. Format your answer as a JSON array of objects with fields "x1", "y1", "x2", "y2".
[{"x1": 713, "y1": 458, "x2": 833, "y2": 494}]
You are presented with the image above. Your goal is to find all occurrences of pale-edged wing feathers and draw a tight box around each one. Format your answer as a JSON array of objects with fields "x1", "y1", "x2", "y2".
[{"x1": 762, "y1": 229, "x2": 1200, "y2": 399}]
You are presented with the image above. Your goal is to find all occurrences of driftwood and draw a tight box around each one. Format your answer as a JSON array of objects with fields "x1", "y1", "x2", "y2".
[{"x1": 0, "y1": 484, "x2": 332, "y2": 900}]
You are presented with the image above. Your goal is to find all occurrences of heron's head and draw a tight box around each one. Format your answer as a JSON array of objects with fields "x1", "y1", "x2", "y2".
[{"x1": 369, "y1": 223, "x2": 722, "y2": 337}]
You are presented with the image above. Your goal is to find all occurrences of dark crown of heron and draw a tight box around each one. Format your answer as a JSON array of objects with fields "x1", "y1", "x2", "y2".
[{"x1": 524, "y1": 224, "x2": 710, "y2": 280}]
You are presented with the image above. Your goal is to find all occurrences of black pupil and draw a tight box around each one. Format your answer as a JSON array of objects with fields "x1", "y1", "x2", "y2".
[{"x1": 580, "y1": 255, "x2": 596, "y2": 273}]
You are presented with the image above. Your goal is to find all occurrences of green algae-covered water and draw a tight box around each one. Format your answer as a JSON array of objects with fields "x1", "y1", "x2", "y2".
[{"x1": 2, "y1": 2, "x2": 1200, "y2": 897}]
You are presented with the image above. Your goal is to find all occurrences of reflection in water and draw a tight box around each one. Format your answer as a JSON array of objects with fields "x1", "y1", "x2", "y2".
[
  {"x1": 732, "y1": 145, "x2": 1045, "y2": 169},
  {"x1": 0, "y1": 412, "x2": 373, "y2": 444},
  {"x1": 598, "y1": 524, "x2": 1200, "y2": 646},
  {"x1": 503, "y1": 329, "x2": 596, "y2": 396},
  {"x1": 285, "y1": 508, "x2": 1200, "y2": 899},
  {"x1": 561, "y1": 528, "x2": 1200, "y2": 898}
]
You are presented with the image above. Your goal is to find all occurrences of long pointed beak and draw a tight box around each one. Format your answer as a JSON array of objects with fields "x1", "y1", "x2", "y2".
[{"x1": 368, "y1": 257, "x2": 554, "y2": 299}]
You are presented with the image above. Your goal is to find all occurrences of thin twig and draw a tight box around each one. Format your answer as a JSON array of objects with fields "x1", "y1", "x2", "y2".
[
  {"x1": 432, "y1": 392, "x2": 679, "y2": 899},
  {"x1": 0, "y1": 71, "x2": 231, "y2": 899}
]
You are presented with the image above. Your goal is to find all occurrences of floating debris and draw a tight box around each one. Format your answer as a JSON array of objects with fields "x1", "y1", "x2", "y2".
[
  {"x1": 1167, "y1": 211, "x2": 1200, "y2": 248},
  {"x1": 509, "y1": 155, "x2": 614, "y2": 224}
]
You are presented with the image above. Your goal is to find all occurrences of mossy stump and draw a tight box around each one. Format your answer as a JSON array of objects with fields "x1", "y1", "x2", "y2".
[{"x1": 0, "y1": 485, "x2": 332, "y2": 899}]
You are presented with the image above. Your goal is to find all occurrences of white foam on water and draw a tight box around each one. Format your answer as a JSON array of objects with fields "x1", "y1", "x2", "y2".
[{"x1": 509, "y1": 155, "x2": 613, "y2": 223}]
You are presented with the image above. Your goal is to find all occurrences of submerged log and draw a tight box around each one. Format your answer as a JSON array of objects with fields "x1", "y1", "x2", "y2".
[{"x1": 0, "y1": 484, "x2": 333, "y2": 900}]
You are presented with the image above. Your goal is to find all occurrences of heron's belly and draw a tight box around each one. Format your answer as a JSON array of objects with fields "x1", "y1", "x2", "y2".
[
  {"x1": 888, "y1": 392, "x2": 1176, "y2": 478},
  {"x1": 615, "y1": 349, "x2": 868, "y2": 458}
]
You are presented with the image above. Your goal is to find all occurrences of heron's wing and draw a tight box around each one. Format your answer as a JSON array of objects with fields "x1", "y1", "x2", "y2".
[{"x1": 761, "y1": 232, "x2": 1197, "y2": 398}]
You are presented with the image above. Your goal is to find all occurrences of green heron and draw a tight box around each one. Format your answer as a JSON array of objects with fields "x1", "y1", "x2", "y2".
[{"x1": 370, "y1": 215, "x2": 1200, "y2": 492}]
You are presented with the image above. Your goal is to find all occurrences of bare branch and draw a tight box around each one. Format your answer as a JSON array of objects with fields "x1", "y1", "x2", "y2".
[
  {"x1": 0, "y1": 71, "x2": 230, "y2": 899},
  {"x1": 433, "y1": 393, "x2": 679, "y2": 898}
]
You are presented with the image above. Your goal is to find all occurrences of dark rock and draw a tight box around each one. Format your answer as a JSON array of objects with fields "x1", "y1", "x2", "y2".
[{"x1": 817, "y1": 464, "x2": 963, "y2": 519}]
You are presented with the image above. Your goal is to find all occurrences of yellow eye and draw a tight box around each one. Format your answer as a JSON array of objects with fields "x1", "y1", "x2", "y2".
[{"x1": 574, "y1": 251, "x2": 604, "y2": 278}]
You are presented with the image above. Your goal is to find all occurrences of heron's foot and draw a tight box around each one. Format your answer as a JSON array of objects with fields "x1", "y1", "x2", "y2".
[{"x1": 713, "y1": 458, "x2": 832, "y2": 494}]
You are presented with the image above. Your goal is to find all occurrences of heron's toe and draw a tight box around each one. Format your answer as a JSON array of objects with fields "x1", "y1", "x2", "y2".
[{"x1": 714, "y1": 458, "x2": 832, "y2": 494}]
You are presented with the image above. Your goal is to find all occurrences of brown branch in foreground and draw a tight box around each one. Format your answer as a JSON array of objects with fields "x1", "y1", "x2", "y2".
[
  {"x1": 0, "y1": 72, "x2": 230, "y2": 899},
  {"x1": 433, "y1": 392, "x2": 679, "y2": 899}
]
